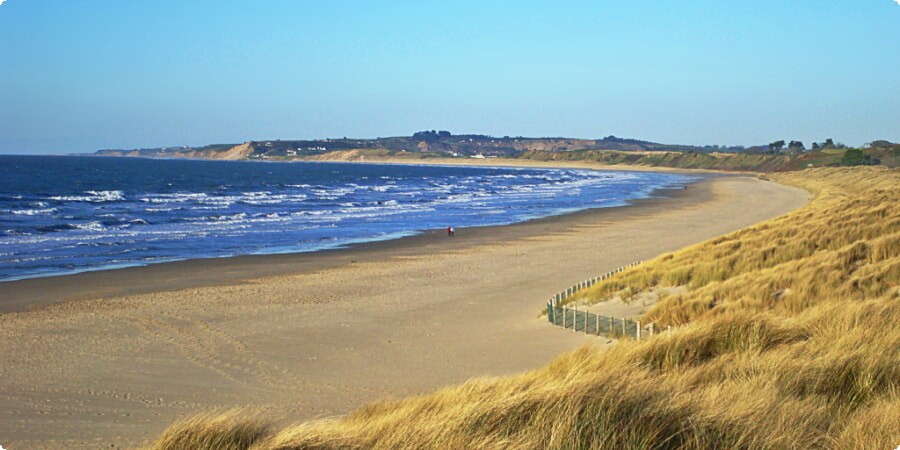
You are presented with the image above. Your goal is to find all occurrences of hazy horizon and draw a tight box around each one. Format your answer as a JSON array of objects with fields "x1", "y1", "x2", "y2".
[{"x1": 1, "y1": 1, "x2": 898, "y2": 154}]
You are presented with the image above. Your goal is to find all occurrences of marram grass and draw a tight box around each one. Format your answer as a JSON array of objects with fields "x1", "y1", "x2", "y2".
[
  {"x1": 149, "y1": 411, "x2": 269, "y2": 450},
  {"x1": 150, "y1": 167, "x2": 898, "y2": 449}
]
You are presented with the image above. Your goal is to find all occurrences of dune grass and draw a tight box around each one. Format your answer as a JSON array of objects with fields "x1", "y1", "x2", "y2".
[
  {"x1": 148, "y1": 411, "x2": 270, "y2": 450},
  {"x1": 150, "y1": 167, "x2": 899, "y2": 449}
]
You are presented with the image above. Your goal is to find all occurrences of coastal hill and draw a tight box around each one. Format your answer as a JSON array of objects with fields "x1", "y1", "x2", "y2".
[
  {"x1": 94, "y1": 132, "x2": 899, "y2": 172},
  {"x1": 94, "y1": 132, "x2": 731, "y2": 160}
]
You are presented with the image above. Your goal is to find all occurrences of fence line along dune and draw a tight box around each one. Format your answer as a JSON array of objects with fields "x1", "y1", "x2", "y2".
[{"x1": 150, "y1": 167, "x2": 899, "y2": 450}]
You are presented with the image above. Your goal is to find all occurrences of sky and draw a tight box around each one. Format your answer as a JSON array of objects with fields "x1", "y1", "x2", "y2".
[{"x1": 0, "y1": 1, "x2": 898, "y2": 154}]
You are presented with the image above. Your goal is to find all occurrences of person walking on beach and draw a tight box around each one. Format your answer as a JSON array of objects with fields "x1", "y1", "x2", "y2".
[
  {"x1": 450, "y1": 226, "x2": 455, "y2": 237},
  {"x1": 447, "y1": 226, "x2": 452, "y2": 237}
]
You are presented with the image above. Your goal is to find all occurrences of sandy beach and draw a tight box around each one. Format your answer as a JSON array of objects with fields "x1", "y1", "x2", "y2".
[
  {"x1": 0, "y1": 173, "x2": 809, "y2": 449},
  {"x1": 305, "y1": 153, "x2": 743, "y2": 174}
]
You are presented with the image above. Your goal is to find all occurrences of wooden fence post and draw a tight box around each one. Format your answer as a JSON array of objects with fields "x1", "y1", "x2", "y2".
[{"x1": 636, "y1": 321, "x2": 641, "y2": 341}]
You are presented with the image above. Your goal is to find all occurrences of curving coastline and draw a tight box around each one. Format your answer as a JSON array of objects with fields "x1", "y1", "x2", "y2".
[{"x1": 0, "y1": 171, "x2": 809, "y2": 449}]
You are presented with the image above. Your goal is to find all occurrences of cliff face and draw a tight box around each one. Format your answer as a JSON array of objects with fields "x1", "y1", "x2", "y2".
[
  {"x1": 203, "y1": 142, "x2": 253, "y2": 160},
  {"x1": 94, "y1": 143, "x2": 252, "y2": 160},
  {"x1": 306, "y1": 149, "x2": 371, "y2": 161}
]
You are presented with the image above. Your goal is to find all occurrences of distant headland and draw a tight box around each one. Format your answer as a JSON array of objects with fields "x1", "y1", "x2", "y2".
[{"x1": 93, "y1": 131, "x2": 899, "y2": 172}]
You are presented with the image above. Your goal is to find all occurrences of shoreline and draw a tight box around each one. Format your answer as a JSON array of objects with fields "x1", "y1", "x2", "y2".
[
  {"x1": 0, "y1": 161, "x2": 707, "y2": 313},
  {"x1": 79, "y1": 152, "x2": 743, "y2": 174},
  {"x1": 298, "y1": 153, "x2": 755, "y2": 174},
  {"x1": 0, "y1": 173, "x2": 810, "y2": 449},
  {"x1": 0, "y1": 180, "x2": 701, "y2": 314}
]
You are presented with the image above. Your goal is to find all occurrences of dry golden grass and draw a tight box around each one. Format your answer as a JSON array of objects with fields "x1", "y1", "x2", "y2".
[
  {"x1": 150, "y1": 167, "x2": 899, "y2": 449},
  {"x1": 148, "y1": 410, "x2": 270, "y2": 450}
]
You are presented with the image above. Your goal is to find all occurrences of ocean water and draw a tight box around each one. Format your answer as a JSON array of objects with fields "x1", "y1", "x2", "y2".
[{"x1": 0, "y1": 155, "x2": 698, "y2": 281}]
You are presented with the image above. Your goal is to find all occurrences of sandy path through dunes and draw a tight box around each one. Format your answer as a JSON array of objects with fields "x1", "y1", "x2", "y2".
[{"x1": 0, "y1": 176, "x2": 809, "y2": 449}]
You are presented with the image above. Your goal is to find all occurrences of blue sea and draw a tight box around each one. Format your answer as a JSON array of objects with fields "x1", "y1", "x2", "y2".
[{"x1": 0, "y1": 155, "x2": 698, "y2": 281}]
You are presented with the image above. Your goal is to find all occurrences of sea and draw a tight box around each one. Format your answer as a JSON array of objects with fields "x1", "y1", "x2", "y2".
[{"x1": 0, "y1": 155, "x2": 699, "y2": 281}]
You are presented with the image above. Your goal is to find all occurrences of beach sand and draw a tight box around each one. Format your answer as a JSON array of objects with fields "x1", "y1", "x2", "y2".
[{"x1": 0, "y1": 175, "x2": 809, "y2": 449}]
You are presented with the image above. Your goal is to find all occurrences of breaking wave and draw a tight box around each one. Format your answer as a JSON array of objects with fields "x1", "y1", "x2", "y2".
[{"x1": 0, "y1": 156, "x2": 697, "y2": 281}]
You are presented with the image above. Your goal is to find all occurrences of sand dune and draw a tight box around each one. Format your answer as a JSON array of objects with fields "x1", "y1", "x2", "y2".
[{"x1": 0, "y1": 174, "x2": 808, "y2": 449}]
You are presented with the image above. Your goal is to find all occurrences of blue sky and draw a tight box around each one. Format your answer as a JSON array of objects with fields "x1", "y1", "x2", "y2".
[{"x1": 1, "y1": 1, "x2": 898, "y2": 154}]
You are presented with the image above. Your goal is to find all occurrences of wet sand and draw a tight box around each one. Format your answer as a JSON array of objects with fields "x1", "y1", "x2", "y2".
[{"x1": 0, "y1": 174, "x2": 809, "y2": 449}]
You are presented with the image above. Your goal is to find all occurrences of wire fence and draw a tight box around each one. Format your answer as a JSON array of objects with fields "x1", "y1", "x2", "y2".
[{"x1": 545, "y1": 261, "x2": 670, "y2": 340}]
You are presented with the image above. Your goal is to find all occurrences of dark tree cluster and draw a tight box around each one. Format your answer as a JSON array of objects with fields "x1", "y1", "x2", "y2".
[
  {"x1": 767, "y1": 140, "x2": 805, "y2": 153},
  {"x1": 413, "y1": 130, "x2": 452, "y2": 141},
  {"x1": 867, "y1": 140, "x2": 896, "y2": 149},
  {"x1": 811, "y1": 138, "x2": 845, "y2": 151}
]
